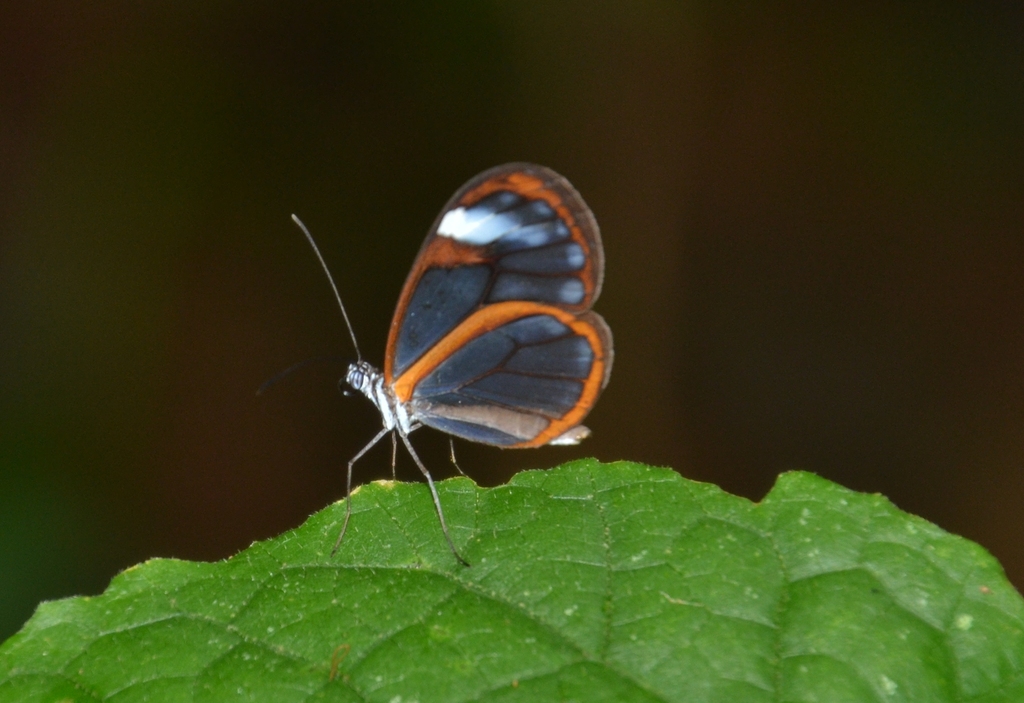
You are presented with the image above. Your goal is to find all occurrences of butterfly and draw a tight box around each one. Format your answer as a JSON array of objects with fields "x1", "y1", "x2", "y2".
[{"x1": 295, "y1": 163, "x2": 613, "y2": 565}]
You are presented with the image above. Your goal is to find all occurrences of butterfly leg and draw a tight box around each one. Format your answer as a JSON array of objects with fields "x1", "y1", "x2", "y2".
[
  {"x1": 448, "y1": 438, "x2": 468, "y2": 477},
  {"x1": 399, "y1": 433, "x2": 470, "y2": 567},
  {"x1": 390, "y1": 431, "x2": 397, "y2": 480},
  {"x1": 332, "y1": 426, "x2": 391, "y2": 557}
]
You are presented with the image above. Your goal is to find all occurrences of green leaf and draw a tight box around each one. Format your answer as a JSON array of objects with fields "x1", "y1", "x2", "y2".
[{"x1": 2, "y1": 460, "x2": 1022, "y2": 702}]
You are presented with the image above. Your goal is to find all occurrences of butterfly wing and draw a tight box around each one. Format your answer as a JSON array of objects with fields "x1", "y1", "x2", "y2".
[{"x1": 385, "y1": 163, "x2": 612, "y2": 448}]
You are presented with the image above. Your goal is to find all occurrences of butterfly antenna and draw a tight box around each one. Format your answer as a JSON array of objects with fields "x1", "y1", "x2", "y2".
[
  {"x1": 291, "y1": 214, "x2": 362, "y2": 362},
  {"x1": 256, "y1": 353, "x2": 349, "y2": 396}
]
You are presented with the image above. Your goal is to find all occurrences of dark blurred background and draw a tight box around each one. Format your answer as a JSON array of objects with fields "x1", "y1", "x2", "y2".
[{"x1": 2, "y1": 2, "x2": 1023, "y2": 641}]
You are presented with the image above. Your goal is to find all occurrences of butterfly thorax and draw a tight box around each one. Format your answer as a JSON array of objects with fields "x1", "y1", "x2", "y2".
[{"x1": 345, "y1": 360, "x2": 414, "y2": 435}]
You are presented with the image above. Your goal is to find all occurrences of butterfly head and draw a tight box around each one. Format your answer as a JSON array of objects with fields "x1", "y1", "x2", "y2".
[{"x1": 344, "y1": 360, "x2": 379, "y2": 398}]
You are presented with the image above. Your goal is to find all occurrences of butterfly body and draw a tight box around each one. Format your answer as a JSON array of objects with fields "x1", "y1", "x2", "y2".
[{"x1": 344, "y1": 360, "x2": 414, "y2": 436}]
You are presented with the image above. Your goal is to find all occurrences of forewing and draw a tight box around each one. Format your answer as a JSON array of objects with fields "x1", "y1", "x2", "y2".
[{"x1": 384, "y1": 163, "x2": 603, "y2": 382}]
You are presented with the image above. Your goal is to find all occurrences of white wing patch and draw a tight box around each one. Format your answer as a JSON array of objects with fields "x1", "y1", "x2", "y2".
[
  {"x1": 437, "y1": 206, "x2": 513, "y2": 245},
  {"x1": 437, "y1": 207, "x2": 470, "y2": 238}
]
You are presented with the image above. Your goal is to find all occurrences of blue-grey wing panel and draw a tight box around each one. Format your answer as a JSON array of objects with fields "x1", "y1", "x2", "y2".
[
  {"x1": 414, "y1": 416, "x2": 523, "y2": 447},
  {"x1": 504, "y1": 335, "x2": 594, "y2": 378},
  {"x1": 393, "y1": 265, "x2": 490, "y2": 377},
  {"x1": 491, "y1": 221, "x2": 571, "y2": 254},
  {"x1": 499, "y1": 242, "x2": 586, "y2": 274},
  {"x1": 413, "y1": 332, "x2": 516, "y2": 396},
  {"x1": 462, "y1": 373, "x2": 584, "y2": 419},
  {"x1": 489, "y1": 273, "x2": 585, "y2": 305},
  {"x1": 499, "y1": 315, "x2": 571, "y2": 344}
]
